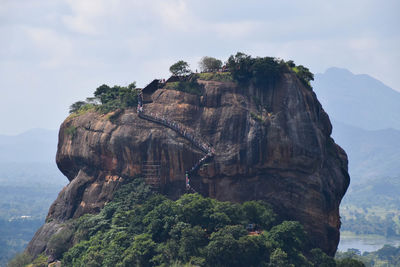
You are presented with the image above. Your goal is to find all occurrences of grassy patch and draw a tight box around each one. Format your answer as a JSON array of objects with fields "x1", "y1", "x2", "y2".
[
  {"x1": 164, "y1": 81, "x2": 203, "y2": 96},
  {"x1": 68, "y1": 104, "x2": 96, "y2": 119},
  {"x1": 196, "y1": 72, "x2": 233, "y2": 82},
  {"x1": 65, "y1": 126, "x2": 77, "y2": 138}
]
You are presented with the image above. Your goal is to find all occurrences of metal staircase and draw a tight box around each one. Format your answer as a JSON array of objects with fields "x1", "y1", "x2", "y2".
[{"x1": 137, "y1": 91, "x2": 214, "y2": 192}]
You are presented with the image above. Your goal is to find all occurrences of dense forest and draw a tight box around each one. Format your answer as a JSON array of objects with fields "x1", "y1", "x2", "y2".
[{"x1": 10, "y1": 179, "x2": 364, "y2": 267}]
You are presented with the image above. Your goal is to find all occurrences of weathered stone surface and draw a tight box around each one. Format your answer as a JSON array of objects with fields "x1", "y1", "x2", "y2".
[{"x1": 27, "y1": 72, "x2": 349, "y2": 257}]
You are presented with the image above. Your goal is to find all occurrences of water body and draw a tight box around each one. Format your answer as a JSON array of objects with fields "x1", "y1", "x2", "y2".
[{"x1": 338, "y1": 235, "x2": 400, "y2": 253}]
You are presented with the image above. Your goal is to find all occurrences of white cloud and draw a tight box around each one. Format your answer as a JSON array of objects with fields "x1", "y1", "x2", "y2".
[{"x1": 0, "y1": 0, "x2": 399, "y2": 134}]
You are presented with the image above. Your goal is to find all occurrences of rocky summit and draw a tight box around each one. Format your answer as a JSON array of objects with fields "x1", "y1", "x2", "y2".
[{"x1": 27, "y1": 70, "x2": 349, "y2": 257}]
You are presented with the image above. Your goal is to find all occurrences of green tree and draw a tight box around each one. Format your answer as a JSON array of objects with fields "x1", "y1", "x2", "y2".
[
  {"x1": 226, "y1": 52, "x2": 283, "y2": 87},
  {"x1": 336, "y1": 258, "x2": 366, "y2": 267},
  {"x1": 269, "y1": 248, "x2": 294, "y2": 267},
  {"x1": 237, "y1": 235, "x2": 268, "y2": 266},
  {"x1": 178, "y1": 226, "x2": 207, "y2": 261},
  {"x1": 176, "y1": 194, "x2": 213, "y2": 228},
  {"x1": 226, "y1": 52, "x2": 253, "y2": 84},
  {"x1": 266, "y1": 221, "x2": 306, "y2": 254},
  {"x1": 7, "y1": 253, "x2": 32, "y2": 267},
  {"x1": 199, "y1": 56, "x2": 222, "y2": 72},
  {"x1": 242, "y1": 201, "x2": 276, "y2": 230},
  {"x1": 206, "y1": 230, "x2": 240, "y2": 266},
  {"x1": 169, "y1": 60, "x2": 191, "y2": 76},
  {"x1": 310, "y1": 248, "x2": 336, "y2": 267},
  {"x1": 119, "y1": 233, "x2": 156, "y2": 267},
  {"x1": 47, "y1": 226, "x2": 75, "y2": 259},
  {"x1": 143, "y1": 199, "x2": 178, "y2": 242},
  {"x1": 69, "y1": 101, "x2": 87, "y2": 113}
]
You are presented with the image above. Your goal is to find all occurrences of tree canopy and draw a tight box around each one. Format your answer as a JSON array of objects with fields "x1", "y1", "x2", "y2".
[
  {"x1": 68, "y1": 82, "x2": 138, "y2": 115},
  {"x1": 169, "y1": 60, "x2": 192, "y2": 76},
  {"x1": 199, "y1": 56, "x2": 222, "y2": 72},
  {"x1": 226, "y1": 52, "x2": 284, "y2": 87}
]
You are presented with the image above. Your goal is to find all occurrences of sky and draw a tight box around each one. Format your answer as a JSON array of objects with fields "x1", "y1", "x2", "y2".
[{"x1": 0, "y1": 0, "x2": 399, "y2": 135}]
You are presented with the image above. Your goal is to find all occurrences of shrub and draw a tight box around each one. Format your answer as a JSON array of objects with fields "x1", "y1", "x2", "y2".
[
  {"x1": 7, "y1": 252, "x2": 32, "y2": 267},
  {"x1": 226, "y1": 52, "x2": 284, "y2": 87},
  {"x1": 65, "y1": 125, "x2": 77, "y2": 138},
  {"x1": 169, "y1": 61, "x2": 192, "y2": 76},
  {"x1": 68, "y1": 82, "x2": 138, "y2": 117},
  {"x1": 47, "y1": 226, "x2": 75, "y2": 259},
  {"x1": 336, "y1": 258, "x2": 366, "y2": 267},
  {"x1": 94, "y1": 84, "x2": 138, "y2": 113},
  {"x1": 164, "y1": 81, "x2": 203, "y2": 96},
  {"x1": 199, "y1": 56, "x2": 222, "y2": 72},
  {"x1": 196, "y1": 72, "x2": 233, "y2": 82},
  {"x1": 287, "y1": 62, "x2": 314, "y2": 90},
  {"x1": 69, "y1": 101, "x2": 87, "y2": 114}
]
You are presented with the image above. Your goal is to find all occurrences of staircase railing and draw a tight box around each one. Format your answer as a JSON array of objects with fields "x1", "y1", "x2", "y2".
[{"x1": 137, "y1": 92, "x2": 214, "y2": 192}]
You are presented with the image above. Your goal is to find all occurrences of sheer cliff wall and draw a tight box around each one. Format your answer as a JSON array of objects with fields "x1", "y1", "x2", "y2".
[{"x1": 27, "y1": 72, "x2": 349, "y2": 257}]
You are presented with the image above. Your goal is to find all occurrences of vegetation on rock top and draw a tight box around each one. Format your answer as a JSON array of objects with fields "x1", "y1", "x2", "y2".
[
  {"x1": 68, "y1": 53, "x2": 314, "y2": 118},
  {"x1": 68, "y1": 82, "x2": 138, "y2": 115}
]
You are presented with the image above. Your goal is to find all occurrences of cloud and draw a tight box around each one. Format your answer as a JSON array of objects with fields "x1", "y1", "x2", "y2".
[{"x1": 0, "y1": 0, "x2": 399, "y2": 134}]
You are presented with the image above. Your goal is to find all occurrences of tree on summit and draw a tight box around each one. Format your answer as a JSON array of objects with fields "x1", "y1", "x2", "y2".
[
  {"x1": 169, "y1": 60, "x2": 192, "y2": 76},
  {"x1": 199, "y1": 56, "x2": 222, "y2": 72}
]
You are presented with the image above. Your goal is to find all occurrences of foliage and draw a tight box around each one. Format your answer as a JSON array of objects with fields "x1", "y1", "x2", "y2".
[
  {"x1": 68, "y1": 103, "x2": 96, "y2": 118},
  {"x1": 310, "y1": 248, "x2": 336, "y2": 267},
  {"x1": 336, "y1": 258, "x2": 366, "y2": 267},
  {"x1": 7, "y1": 252, "x2": 32, "y2": 267},
  {"x1": 199, "y1": 56, "x2": 222, "y2": 72},
  {"x1": 37, "y1": 178, "x2": 340, "y2": 266},
  {"x1": 164, "y1": 80, "x2": 203, "y2": 96},
  {"x1": 340, "y1": 202, "x2": 400, "y2": 237},
  {"x1": 336, "y1": 245, "x2": 400, "y2": 266},
  {"x1": 69, "y1": 101, "x2": 87, "y2": 114},
  {"x1": 226, "y1": 53, "x2": 314, "y2": 90},
  {"x1": 68, "y1": 82, "x2": 138, "y2": 116},
  {"x1": 195, "y1": 72, "x2": 233, "y2": 82},
  {"x1": 65, "y1": 125, "x2": 77, "y2": 138},
  {"x1": 29, "y1": 253, "x2": 48, "y2": 267},
  {"x1": 287, "y1": 61, "x2": 314, "y2": 89},
  {"x1": 169, "y1": 61, "x2": 192, "y2": 76},
  {"x1": 47, "y1": 226, "x2": 75, "y2": 259},
  {"x1": 94, "y1": 84, "x2": 138, "y2": 114},
  {"x1": 226, "y1": 52, "x2": 285, "y2": 87}
]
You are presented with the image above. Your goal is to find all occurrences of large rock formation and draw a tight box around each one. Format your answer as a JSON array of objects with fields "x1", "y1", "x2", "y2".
[{"x1": 27, "y1": 71, "x2": 349, "y2": 257}]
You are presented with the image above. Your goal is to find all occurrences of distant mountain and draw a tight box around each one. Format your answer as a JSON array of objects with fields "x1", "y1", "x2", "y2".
[
  {"x1": 0, "y1": 128, "x2": 58, "y2": 163},
  {"x1": 313, "y1": 67, "x2": 400, "y2": 131},
  {"x1": 313, "y1": 68, "x2": 400, "y2": 181},
  {"x1": 331, "y1": 120, "x2": 400, "y2": 181}
]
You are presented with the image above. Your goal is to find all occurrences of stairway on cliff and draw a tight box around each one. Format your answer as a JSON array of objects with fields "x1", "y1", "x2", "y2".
[{"x1": 137, "y1": 91, "x2": 214, "y2": 192}]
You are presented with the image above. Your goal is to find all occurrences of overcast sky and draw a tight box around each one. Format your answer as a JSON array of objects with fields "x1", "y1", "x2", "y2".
[{"x1": 0, "y1": 0, "x2": 399, "y2": 135}]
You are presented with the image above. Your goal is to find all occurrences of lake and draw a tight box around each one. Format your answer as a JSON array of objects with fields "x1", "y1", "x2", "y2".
[{"x1": 338, "y1": 234, "x2": 400, "y2": 253}]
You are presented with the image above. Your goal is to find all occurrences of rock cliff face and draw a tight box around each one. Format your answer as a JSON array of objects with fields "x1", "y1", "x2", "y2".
[{"x1": 27, "y1": 72, "x2": 349, "y2": 257}]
